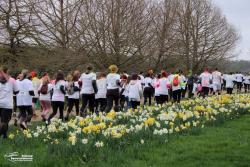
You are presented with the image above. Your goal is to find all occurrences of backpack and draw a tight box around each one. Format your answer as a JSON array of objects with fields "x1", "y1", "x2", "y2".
[
  {"x1": 173, "y1": 76, "x2": 179, "y2": 86},
  {"x1": 40, "y1": 84, "x2": 48, "y2": 94},
  {"x1": 67, "y1": 82, "x2": 75, "y2": 95}
]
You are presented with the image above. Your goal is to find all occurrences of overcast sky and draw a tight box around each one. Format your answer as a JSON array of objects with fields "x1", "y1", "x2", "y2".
[{"x1": 213, "y1": 0, "x2": 250, "y2": 60}]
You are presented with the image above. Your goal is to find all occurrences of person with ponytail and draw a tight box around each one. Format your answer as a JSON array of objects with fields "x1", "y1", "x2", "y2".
[
  {"x1": 0, "y1": 66, "x2": 19, "y2": 138},
  {"x1": 105, "y1": 65, "x2": 120, "y2": 112},
  {"x1": 16, "y1": 69, "x2": 34, "y2": 129},
  {"x1": 79, "y1": 66, "x2": 97, "y2": 116},
  {"x1": 47, "y1": 70, "x2": 66, "y2": 124}
]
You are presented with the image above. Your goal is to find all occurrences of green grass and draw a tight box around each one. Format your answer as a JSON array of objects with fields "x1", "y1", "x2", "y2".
[{"x1": 1, "y1": 115, "x2": 250, "y2": 167}]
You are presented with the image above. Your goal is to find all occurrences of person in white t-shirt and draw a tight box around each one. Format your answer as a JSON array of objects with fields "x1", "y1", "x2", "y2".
[
  {"x1": 158, "y1": 71, "x2": 170, "y2": 105},
  {"x1": 120, "y1": 74, "x2": 128, "y2": 111},
  {"x1": 95, "y1": 72, "x2": 107, "y2": 113},
  {"x1": 105, "y1": 65, "x2": 120, "y2": 112},
  {"x1": 30, "y1": 71, "x2": 41, "y2": 118},
  {"x1": 0, "y1": 66, "x2": 19, "y2": 138},
  {"x1": 199, "y1": 68, "x2": 212, "y2": 97},
  {"x1": 79, "y1": 66, "x2": 97, "y2": 116},
  {"x1": 224, "y1": 72, "x2": 235, "y2": 94},
  {"x1": 212, "y1": 68, "x2": 222, "y2": 95},
  {"x1": 128, "y1": 74, "x2": 143, "y2": 109},
  {"x1": 243, "y1": 74, "x2": 250, "y2": 93},
  {"x1": 143, "y1": 73, "x2": 153, "y2": 106},
  {"x1": 235, "y1": 72, "x2": 244, "y2": 93},
  {"x1": 38, "y1": 73, "x2": 52, "y2": 121},
  {"x1": 65, "y1": 71, "x2": 81, "y2": 121},
  {"x1": 170, "y1": 71, "x2": 182, "y2": 103},
  {"x1": 153, "y1": 74, "x2": 161, "y2": 105},
  {"x1": 47, "y1": 70, "x2": 66, "y2": 123},
  {"x1": 16, "y1": 69, "x2": 35, "y2": 129}
]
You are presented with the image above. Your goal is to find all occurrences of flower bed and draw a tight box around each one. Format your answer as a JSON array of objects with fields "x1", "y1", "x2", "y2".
[{"x1": 8, "y1": 94, "x2": 250, "y2": 157}]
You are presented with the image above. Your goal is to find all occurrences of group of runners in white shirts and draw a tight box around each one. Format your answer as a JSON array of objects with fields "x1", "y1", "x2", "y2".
[{"x1": 0, "y1": 65, "x2": 250, "y2": 138}]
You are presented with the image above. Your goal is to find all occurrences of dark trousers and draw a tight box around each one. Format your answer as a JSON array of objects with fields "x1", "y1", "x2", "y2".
[
  {"x1": 120, "y1": 95, "x2": 126, "y2": 111},
  {"x1": 130, "y1": 101, "x2": 140, "y2": 109},
  {"x1": 48, "y1": 101, "x2": 64, "y2": 121},
  {"x1": 18, "y1": 106, "x2": 33, "y2": 123},
  {"x1": 105, "y1": 89, "x2": 120, "y2": 112},
  {"x1": 0, "y1": 108, "x2": 12, "y2": 138},
  {"x1": 187, "y1": 84, "x2": 194, "y2": 98},
  {"x1": 244, "y1": 84, "x2": 250, "y2": 93},
  {"x1": 158, "y1": 95, "x2": 168, "y2": 104},
  {"x1": 67, "y1": 98, "x2": 80, "y2": 115},
  {"x1": 227, "y1": 88, "x2": 233, "y2": 94},
  {"x1": 202, "y1": 87, "x2": 210, "y2": 97},
  {"x1": 236, "y1": 82, "x2": 242, "y2": 92},
  {"x1": 173, "y1": 89, "x2": 181, "y2": 103},
  {"x1": 95, "y1": 98, "x2": 107, "y2": 113},
  {"x1": 155, "y1": 96, "x2": 160, "y2": 105},
  {"x1": 143, "y1": 87, "x2": 153, "y2": 106},
  {"x1": 81, "y1": 94, "x2": 95, "y2": 115},
  {"x1": 181, "y1": 87, "x2": 186, "y2": 98}
]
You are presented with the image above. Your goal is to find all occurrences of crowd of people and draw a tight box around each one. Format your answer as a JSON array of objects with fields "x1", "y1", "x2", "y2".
[{"x1": 0, "y1": 64, "x2": 250, "y2": 139}]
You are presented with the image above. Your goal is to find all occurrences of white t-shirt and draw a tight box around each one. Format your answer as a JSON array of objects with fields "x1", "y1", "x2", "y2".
[
  {"x1": 106, "y1": 73, "x2": 120, "y2": 89},
  {"x1": 16, "y1": 79, "x2": 34, "y2": 106},
  {"x1": 39, "y1": 83, "x2": 53, "y2": 101},
  {"x1": 158, "y1": 77, "x2": 169, "y2": 95},
  {"x1": 68, "y1": 81, "x2": 80, "y2": 99},
  {"x1": 80, "y1": 73, "x2": 96, "y2": 94},
  {"x1": 95, "y1": 78, "x2": 107, "y2": 99},
  {"x1": 212, "y1": 71, "x2": 222, "y2": 84},
  {"x1": 144, "y1": 77, "x2": 153, "y2": 88},
  {"x1": 123, "y1": 84, "x2": 129, "y2": 97},
  {"x1": 235, "y1": 73, "x2": 244, "y2": 82},
  {"x1": 128, "y1": 80, "x2": 142, "y2": 101},
  {"x1": 0, "y1": 77, "x2": 18, "y2": 109},
  {"x1": 200, "y1": 72, "x2": 212, "y2": 88},
  {"x1": 52, "y1": 80, "x2": 66, "y2": 102},
  {"x1": 225, "y1": 75, "x2": 234, "y2": 88},
  {"x1": 153, "y1": 78, "x2": 160, "y2": 96},
  {"x1": 243, "y1": 76, "x2": 250, "y2": 84}
]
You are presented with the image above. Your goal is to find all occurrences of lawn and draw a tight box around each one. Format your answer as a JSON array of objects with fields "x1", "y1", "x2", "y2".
[{"x1": 0, "y1": 114, "x2": 250, "y2": 167}]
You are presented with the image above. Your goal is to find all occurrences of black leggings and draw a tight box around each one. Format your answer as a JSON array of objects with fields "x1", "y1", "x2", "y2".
[
  {"x1": 244, "y1": 84, "x2": 250, "y2": 92},
  {"x1": 187, "y1": 84, "x2": 194, "y2": 98},
  {"x1": 130, "y1": 101, "x2": 140, "y2": 109},
  {"x1": 227, "y1": 88, "x2": 233, "y2": 94},
  {"x1": 158, "y1": 95, "x2": 168, "y2": 105},
  {"x1": 67, "y1": 98, "x2": 79, "y2": 115},
  {"x1": 236, "y1": 82, "x2": 242, "y2": 92},
  {"x1": 172, "y1": 89, "x2": 181, "y2": 103},
  {"x1": 48, "y1": 101, "x2": 64, "y2": 121},
  {"x1": 81, "y1": 94, "x2": 95, "y2": 115},
  {"x1": 95, "y1": 98, "x2": 107, "y2": 113},
  {"x1": 202, "y1": 87, "x2": 210, "y2": 97},
  {"x1": 105, "y1": 89, "x2": 120, "y2": 112},
  {"x1": 18, "y1": 106, "x2": 33, "y2": 123},
  {"x1": 143, "y1": 87, "x2": 153, "y2": 106},
  {"x1": 0, "y1": 108, "x2": 12, "y2": 138}
]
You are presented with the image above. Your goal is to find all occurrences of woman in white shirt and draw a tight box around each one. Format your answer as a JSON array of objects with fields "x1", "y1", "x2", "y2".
[
  {"x1": 47, "y1": 70, "x2": 66, "y2": 123},
  {"x1": 39, "y1": 74, "x2": 52, "y2": 121},
  {"x1": 243, "y1": 74, "x2": 250, "y2": 93},
  {"x1": 79, "y1": 66, "x2": 97, "y2": 116},
  {"x1": 143, "y1": 73, "x2": 153, "y2": 106},
  {"x1": 16, "y1": 69, "x2": 35, "y2": 129},
  {"x1": 153, "y1": 74, "x2": 161, "y2": 105},
  {"x1": 158, "y1": 71, "x2": 170, "y2": 105},
  {"x1": 65, "y1": 71, "x2": 81, "y2": 121},
  {"x1": 224, "y1": 72, "x2": 234, "y2": 94},
  {"x1": 0, "y1": 66, "x2": 19, "y2": 138},
  {"x1": 128, "y1": 74, "x2": 142, "y2": 109},
  {"x1": 95, "y1": 72, "x2": 107, "y2": 113},
  {"x1": 105, "y1": 65, "x2": 120, "y2": 112}
]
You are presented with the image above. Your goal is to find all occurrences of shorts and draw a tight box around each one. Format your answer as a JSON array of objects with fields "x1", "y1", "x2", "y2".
[{"x1": 213, "y1": 83, "x2": 221, "y2": 91}]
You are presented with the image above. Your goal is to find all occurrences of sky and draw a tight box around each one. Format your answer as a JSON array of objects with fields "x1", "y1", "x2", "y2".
[{"x1": 213, "y1": 0, "x2": 250, "y2": 60}]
